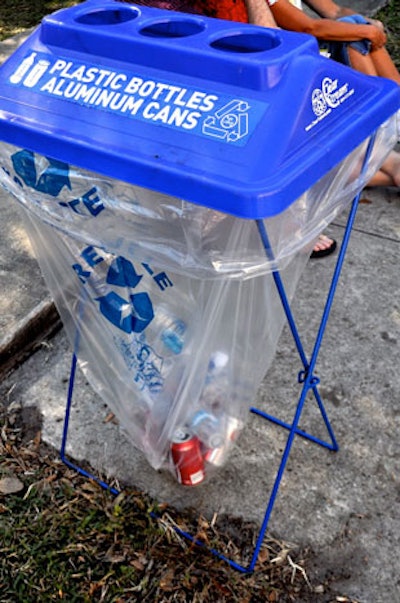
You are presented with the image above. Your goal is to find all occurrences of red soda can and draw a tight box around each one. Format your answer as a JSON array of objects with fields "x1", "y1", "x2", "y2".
[{"x1": 171, "y1": 428, "x2": 205, "y2": 486}]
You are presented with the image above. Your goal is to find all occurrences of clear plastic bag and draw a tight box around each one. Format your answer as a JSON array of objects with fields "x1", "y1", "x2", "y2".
[
  {"x1": 0, "y1": 119, "x2": 396, "y2": 482},
  {"x1": 18, "y1": 208, "x2": 308, "y2": 479},
  {"x1": 1, "y1": 116, "x2": 397, "y2": 281}
]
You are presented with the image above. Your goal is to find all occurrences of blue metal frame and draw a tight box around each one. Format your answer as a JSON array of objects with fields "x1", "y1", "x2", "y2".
[{"x1": 60, "y1": 132, "x2": 377, "y2": 573}]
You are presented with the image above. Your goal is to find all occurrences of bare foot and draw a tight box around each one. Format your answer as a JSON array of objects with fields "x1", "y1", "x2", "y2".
[{"x1": 310, "y1": 234, "x2": 337, "y2": 259}]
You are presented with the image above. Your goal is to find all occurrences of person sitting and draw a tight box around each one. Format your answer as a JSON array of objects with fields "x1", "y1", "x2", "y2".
[
  {"x1": 198, "y1": 0, "x2": 400, "y2": 188},
  {"x1": 260, "y1": 0, "x2": 400, "y2": 187},
  {"x1": 125, "y1": 0, "x2": 400, "y2": 258},
  {"x1": 278, "y1": 0, "x2": 400, "y2": 84}
]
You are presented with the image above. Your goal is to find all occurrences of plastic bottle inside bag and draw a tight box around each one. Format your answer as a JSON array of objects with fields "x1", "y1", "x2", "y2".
[
  {"x1": 9, "y1": 52, "x2": 37, "y2": 84},
  {"x1": 199, "y1": 350, "x2": 230, "y2": 413},
  {"x1": 143, "y1": 303, "x2": 187, "y2": 357},
  {"x1": 190, "y1": 410, "x2": 225, "y2": 449},
  {"x1": 185, "y1": 350, "x2": 244, "y2": 467}
]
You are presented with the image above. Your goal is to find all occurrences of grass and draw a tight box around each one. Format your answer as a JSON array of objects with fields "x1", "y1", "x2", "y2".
[{"x1": 1, "y1": 400, "x2": 339, "y2": 603}]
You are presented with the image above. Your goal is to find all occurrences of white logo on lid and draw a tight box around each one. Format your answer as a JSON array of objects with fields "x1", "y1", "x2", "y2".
[
  {"x1": 306, "y1": 75, "x2": 355, "y2": 132},
  {"x1": 322, "y1": 77, "x2": 349, "y2": 109},
  {"x1": 312, "y1": 88, "x2": 327, "y2": 116}
]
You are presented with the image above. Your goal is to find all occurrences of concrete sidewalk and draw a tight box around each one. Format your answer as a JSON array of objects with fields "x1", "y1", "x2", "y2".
[
  {"x1": 2, "y1": 185, "x2": 399, "y2": 602},
  {"x1": 1, "y1": 22, "x2": 399, "y2": 603},
  {"x1": 0, "y1": 29, "x2": 61, "y2": 378}
]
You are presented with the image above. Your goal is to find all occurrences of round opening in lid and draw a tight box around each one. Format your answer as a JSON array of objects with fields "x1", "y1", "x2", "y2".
[
  {"x1": 76, "y1": 7, "x2": 139, "y2": 25},
  {"x1": 210, "y1": 31, "x2": 280, "y2": 53},
  {"x1": 139, "y1": 18, "x2": 205, "y2": 38}
]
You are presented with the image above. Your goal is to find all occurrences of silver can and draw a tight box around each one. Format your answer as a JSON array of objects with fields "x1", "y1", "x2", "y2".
[
  {"x1": 190, "y1": 410, "x2": 225, "y2": 449},
  {"x1": 203, "y1": 416, "x2": 243, "y2": 467}
]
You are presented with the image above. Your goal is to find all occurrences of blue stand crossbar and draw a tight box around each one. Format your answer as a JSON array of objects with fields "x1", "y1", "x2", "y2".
[{"x1": 60, "y1": 133, "x2": 377, "y2": 573}]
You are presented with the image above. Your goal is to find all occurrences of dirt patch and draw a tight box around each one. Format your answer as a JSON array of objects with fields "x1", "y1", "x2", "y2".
[{"x1": 0, "y1": 398, "x2": 359, "y2": 602}]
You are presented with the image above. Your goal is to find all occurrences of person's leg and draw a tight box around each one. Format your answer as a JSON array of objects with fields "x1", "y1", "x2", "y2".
[
  {"x1": 345, "y1": 44, "x2": 400, "y2": 188},
  {"x1": 335, "y1": 32, "x2": 400, "y2": 189},
  {"x1": 378, "y1": 151, "x2": 400, "y2": 187},
  {"x1": 347, "y1": 46, "x2": 400, "y2": 84},
  {"x1": 369, "y1": 47, "x2": 400, "y2": 85},
  {"x1": 347, "y1": 46, "x2": 378, "y2": 76},
  {"x1": 366, "y1": 151, "x2": 400, "y2": 187},
  {"x1": 368, "y1": 169, "x2": 395, "y2": 187}
]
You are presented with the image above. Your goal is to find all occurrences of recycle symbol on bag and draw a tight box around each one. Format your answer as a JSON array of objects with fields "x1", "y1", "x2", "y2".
[
  {"x1": 11, "y1": 149, "x2": 71, "y2": 196},
  {"x1": 96, "y1": 256, "x2": 154, "y2": 335},
  {"x1": 11, "y1": 149, "x2": 155, "y2": 336}
]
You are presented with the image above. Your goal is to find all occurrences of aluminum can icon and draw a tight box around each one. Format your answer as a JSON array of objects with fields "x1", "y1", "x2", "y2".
[
  {"x1": 171, "y1": 428, "x2": 205, "y2": 486},
  {"x1": 23, "y1": 59, "x2": 50, "y2": 87}
]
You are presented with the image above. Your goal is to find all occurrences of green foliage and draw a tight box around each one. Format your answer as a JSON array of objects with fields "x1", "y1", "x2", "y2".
[
  {"x1": 376, "y1": 0, "x2": 400, "y2": 69},
  {"x1": 0, "y1": 1, "x2": 83, "y2": 40}
]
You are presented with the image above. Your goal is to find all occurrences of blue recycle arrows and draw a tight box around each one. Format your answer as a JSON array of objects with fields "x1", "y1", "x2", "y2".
[
  {"x1": 106, "y1": 256, "x2": 143, "y2": 289},
  {"x1": 96, "y1": 291, "x2": 154, "y2": 334},
  {"x1": 11, "y1": 149, "x2": 71, "y2": 196}
]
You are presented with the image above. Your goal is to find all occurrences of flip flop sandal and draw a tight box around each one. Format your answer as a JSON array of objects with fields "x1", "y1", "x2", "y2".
[{"x1": 310, "y1": 237, "x2": 337, "y2": 259}]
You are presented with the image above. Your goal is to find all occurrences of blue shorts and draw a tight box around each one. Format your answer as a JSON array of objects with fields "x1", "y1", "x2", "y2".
[{"x1": 328, "y1": 15, "x2": 372, "y2": 66}]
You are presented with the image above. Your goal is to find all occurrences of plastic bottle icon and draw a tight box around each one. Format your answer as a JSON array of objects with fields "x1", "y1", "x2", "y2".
[
  {"x1": 23, "y1": 59, "x2": 51, "y2": 88},
  {"x1": 9, "y1": 52, "x2": 37, "y2": 84}
]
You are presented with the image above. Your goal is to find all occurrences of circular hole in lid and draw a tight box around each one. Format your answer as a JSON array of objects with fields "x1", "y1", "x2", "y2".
[
  {"x1": 139, "y1": 18, "x2": 205, "y2": 38},
  {"x1": 210, "y1": 31, "x2": 280, "y2": 53},
  {"x1": 76, "y1": 7, "x2": 139, "y2": 25}
]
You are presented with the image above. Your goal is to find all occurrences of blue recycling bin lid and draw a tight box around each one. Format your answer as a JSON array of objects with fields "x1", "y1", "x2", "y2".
[{"x1": 0, "y1": 0, "x2": 399, "y2": 218}]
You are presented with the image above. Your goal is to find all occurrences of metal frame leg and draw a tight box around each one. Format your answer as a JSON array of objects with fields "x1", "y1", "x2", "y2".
[
  {"x1": 60, "y1": 295, "x2": 120, "y2": 495},
  {"x1": 59, "y1": 351, "x2": 254, "y2": 572},
  {"x1": 60, "y1": 133, "x2": 377, "y2": 573},
  {"x1": 245, "y1": 133, "x2": 377, "y2": 572},
  {"x1": 60, "y1": 351, "x2": 120, "y2": 495}
]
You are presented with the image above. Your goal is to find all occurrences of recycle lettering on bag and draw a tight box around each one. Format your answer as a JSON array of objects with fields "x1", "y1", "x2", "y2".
[
  {"x1": 58, "y1": 187, "x2": 104, "y2": 216},
  {"x1": 96, "y1": 291, "x2": 154, "y2": 335},
  {"x1": 73, "y1": 247, "x2": 173, "y2": 392},
  {"x1": 117, "y1": 337, "x2": 164, "y2": 393}
]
